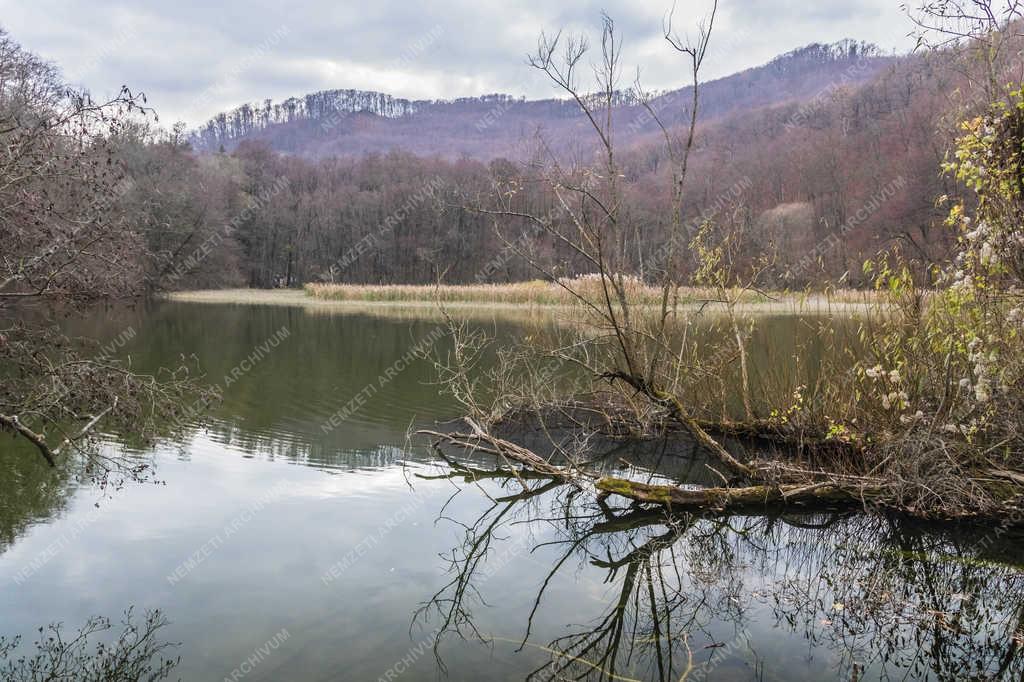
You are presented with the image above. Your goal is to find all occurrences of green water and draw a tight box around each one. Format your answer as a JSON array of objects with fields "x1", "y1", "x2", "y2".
[{"x1": 1, "y1": 301, "x2": 1022, "y2": 681}]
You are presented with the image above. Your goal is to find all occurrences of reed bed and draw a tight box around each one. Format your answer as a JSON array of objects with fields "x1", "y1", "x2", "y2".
[
  {"x1": 303, "y1": 280, "x2": 777, "y2": 306},
  {"x1": 166, "y1": 286, "x2": 881, "y2": 320}
]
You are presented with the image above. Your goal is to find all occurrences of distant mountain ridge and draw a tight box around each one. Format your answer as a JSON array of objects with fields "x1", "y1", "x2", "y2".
[{"x1": 191, "y1": 39, "x2": 893, "y2": 159}]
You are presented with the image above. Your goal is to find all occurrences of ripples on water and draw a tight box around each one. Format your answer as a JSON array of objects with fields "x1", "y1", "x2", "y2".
[{"x1": 0, "y1": 301, "x2": 1022, "y2": 681}]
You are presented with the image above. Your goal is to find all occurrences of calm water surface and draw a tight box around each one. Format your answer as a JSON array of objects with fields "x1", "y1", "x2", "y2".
[{"x1": 1, "y1": 301, "x2": 1022, "y2": 681}]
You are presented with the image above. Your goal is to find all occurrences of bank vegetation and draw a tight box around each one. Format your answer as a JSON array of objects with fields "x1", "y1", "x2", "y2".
[{"x1": 420, "y1": 2, "x2": 1024, "y2": 524}]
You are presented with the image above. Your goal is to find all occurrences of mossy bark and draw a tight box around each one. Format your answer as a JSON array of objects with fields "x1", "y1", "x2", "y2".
[{"x1": 595, "y1": 476, "x2": 873, "y2": 511}]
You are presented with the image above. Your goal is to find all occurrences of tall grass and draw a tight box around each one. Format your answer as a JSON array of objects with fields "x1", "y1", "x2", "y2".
[{"x1": 303, "y1": 280, "x2": 774, "y2": 306}]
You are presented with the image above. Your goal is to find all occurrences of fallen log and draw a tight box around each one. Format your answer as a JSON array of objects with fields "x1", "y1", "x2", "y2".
[
  {"x1": 595, "y1": 476, "x2": 880, "y2": 512},
  {"x1": 420, "y1": 416, "x2": 892, "y2": 513},
  {"x1": 988, "y1": 469, "x2": 1024, "y2": 488},
  {"x1": 420, "y1": 423, "x2": 882, "y2": 513},
  {"x1": 421, "y1": 410, "x2": 1024, "y2": 521}
]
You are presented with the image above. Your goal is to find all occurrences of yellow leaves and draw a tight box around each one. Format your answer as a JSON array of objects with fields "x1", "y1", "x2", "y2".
[
  {"x1": 961, "y1": 116, "x2": 983, "y2": 133},
  {"x1": 825, "y1": 419, "x2": 852, "y2": 443},
  {"x1": 947, "y1": 202, "x2": 963, "y2": 223}
]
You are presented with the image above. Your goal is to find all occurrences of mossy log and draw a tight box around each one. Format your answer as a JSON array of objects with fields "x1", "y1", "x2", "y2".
[
  {"x1": 421, "y1": 419, "x2": 881, "y2": 513},
  {"x1": 423, "y1": 411, "x2": 1024, "y2": 520},
  {"x1": 595, "y1": 476, "x2": 877, "y2": 511}
]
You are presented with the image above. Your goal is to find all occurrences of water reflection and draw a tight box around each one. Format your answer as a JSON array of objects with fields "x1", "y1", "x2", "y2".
[
  {"x1": 2, "y1": 301, "x2": 1021, "y2": 680},
  {"x1": 64, "y1": 301, "x2": 541, "y2": 466},
  {"x1": 418, "y1": 463, "x2": 1024, "y2": 681},
  {"x1": 0, "y1": 440, "x2": 76, "y2": 551}
]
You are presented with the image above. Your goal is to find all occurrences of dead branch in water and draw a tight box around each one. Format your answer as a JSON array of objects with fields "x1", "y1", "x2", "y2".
[
  {"x1": 419, "y1": 414, "x2": 1024, "y2": 520},
  {"x1": 594, "y1": 477, "x2": 880, "y2": 512},
  {"x1": 418, "y1": 418, "x2": 895, "y2": 516},
  {"x1": 0, "y1": 397, "x2": 118, "y2": 468},
  {"x1": 418, "y1": 417, "x2": 589, "y2": 485}
]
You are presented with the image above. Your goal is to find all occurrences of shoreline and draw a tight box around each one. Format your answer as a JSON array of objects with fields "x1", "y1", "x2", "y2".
[{"x1": 162, "y1": 288, "x2": 875, "y2": 316}]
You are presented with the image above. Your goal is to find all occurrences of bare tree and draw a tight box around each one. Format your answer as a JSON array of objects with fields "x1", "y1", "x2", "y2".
[
  {"x1": 448, "y1": 6, "x2": 761, "y2": 486},
  {"x1": 0, "y1": 29, "x2": 206, "y2": 480},
  {"x1": 904, "y1": 0, "x2": 1024, "y2": 102}
]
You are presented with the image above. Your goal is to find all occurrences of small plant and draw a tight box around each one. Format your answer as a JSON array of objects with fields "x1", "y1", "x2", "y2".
[{"x1": 0, "y1": 608, "x2": 179, "y2": 682}]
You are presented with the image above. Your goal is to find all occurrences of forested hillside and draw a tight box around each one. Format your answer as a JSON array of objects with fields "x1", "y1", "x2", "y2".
[
  {"x1": 0, "y1": 28, "x2": 983, "y2": 291},
  {"x1": 190, "y1": 40, "x2": 892, "y2": 160},
  {"x1": 117, "y1": 38, "x2": 967, "y2": 290}
]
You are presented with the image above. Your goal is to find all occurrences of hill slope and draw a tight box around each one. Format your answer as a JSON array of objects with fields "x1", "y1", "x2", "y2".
[{"x1": 191, "y1": 40, "x2": 893, "y2": 160}]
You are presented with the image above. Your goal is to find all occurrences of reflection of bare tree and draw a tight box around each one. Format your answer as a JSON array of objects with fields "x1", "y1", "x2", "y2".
[
  {"x1": 416, "y1": 458, "x2": 1024, "y2": 680},
  {"x1": 528, "y1": 514, "x2": 748, "y2": 682},
  {"x1": 767, "y1": 516, "x2": 1024, "y2": 681},
  {"x1": 0, "y1": 608, "x2": 178, "y2": 681}
]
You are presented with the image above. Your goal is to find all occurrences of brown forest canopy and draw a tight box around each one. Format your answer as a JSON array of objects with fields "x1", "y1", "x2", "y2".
[
  {"x1": 189, "y1": 40, "x2": 892, "y2": 161},
  {"x1": 7, "y1": 28, "x2": 1002, "y2": 291}
]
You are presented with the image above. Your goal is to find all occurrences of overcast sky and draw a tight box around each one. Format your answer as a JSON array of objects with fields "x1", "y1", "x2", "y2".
[{"x1": 0, "y1": 0, "x2": 917, "y2": 127}]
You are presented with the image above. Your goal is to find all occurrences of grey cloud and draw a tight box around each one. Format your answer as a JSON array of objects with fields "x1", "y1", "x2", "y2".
[{"x1": 0, "y1": 0, "x2": 915, "y2": 126}]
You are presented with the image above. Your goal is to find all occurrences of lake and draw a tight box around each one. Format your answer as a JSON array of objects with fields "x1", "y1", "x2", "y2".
[{"x1": 1, "y1": 300, "x2": 1022, "y2": 681}]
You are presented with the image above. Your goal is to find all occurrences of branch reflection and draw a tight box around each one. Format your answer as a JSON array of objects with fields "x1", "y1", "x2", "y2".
[{"x1": 417, "y1": 459, "x2": 1024, "y2": 681}]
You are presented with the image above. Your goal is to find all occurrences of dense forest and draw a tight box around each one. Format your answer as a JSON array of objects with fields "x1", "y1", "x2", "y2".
[
  {"x1": 0, "y1": 28, "x2": 994, "y2": 294},
  {"x1": 112, "y1": 37, "x2": 964, "y2": 291}
]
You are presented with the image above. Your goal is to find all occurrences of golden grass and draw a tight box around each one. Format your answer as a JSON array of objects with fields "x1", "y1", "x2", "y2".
[
  {"x1": 163, "y1": 288, "x2": 313, "y2": 306},
  {"x1": 159, "y1": 288, "x2": 563, "y2": 324},
  {"x1": 164, "y1": 286, "x2": 882, "y2": 320},
  {"x1": 303, "y1": 280, "x2": 776, "y2": 306}
]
